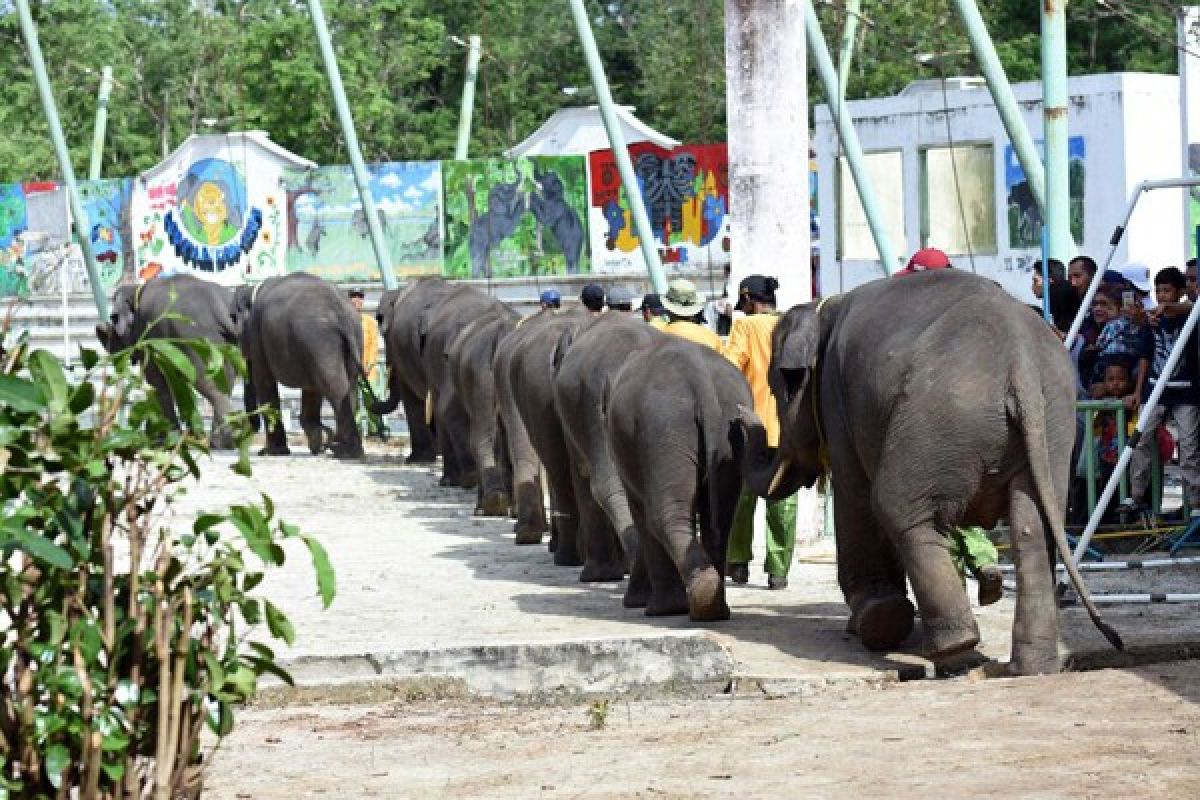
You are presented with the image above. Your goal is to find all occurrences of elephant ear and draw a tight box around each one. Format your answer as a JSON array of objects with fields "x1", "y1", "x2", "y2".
[
  {"x1": 417, "y1": 308, "x2": 435, "y2": 353},
  {"x1": 774, "y1": 304, "x2": 823, "y2": 372}
]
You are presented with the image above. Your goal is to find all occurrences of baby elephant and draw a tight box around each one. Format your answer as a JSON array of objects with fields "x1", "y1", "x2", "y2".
[{"x1": 606, "y1": 337, "x2": 752, "y2": 620}]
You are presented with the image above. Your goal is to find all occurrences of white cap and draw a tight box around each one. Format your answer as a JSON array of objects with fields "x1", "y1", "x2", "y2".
[{"x1": 1117, "y1": 262, "x2": 1152, "y2": 293}]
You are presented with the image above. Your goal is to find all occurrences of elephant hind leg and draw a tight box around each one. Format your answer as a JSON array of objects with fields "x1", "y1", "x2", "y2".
[
  {"x1": 1007, "y1": 470, "x2": 1062, "y2": 676},
  {"x1": 300, "y1": 391, "x2": 325, "y2": 455},
  {"x1": 892, "y1": 521, "x2": 980, "y2": 661}
]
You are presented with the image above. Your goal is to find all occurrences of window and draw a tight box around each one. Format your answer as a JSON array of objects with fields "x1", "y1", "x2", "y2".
[
  {"x1": 921, "y1": 143, "x2": 997, "y2": 256},
  {"x1": 837, "y1": 151, "x2": 906, "y2": 262}
]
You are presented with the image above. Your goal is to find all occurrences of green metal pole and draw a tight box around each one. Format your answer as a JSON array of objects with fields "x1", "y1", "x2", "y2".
[
  {"x1": 306, "y1": 0, "x2": 398, "y2": 290},
  {"x1": 88, "y1": 66, "x2": 113, "y2": 181},
  {"x1": 951, "y1": 0, "x2": 1046, "y2": 218},
  {"x1": 15, "y1": 0, "x2": 108, "y2": 319},
  {"x1": 806, "y1": 0, "x2": 899, "y2": 274},
  {"x1": 836, "y1": 0, "x2": 861, "y2": 104},
  {"x1": 454, "y1": 35, "x2": 482, "y2": 161},
  {"x1": 566, "y1": 0, "x2": 667, "y2": 294},
  {"x1": 1041, "y1": 0, "x2": 1073, "y2": 264}
]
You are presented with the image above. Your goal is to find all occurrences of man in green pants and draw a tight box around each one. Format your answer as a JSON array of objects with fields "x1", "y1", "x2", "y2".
[{"x1": 723, "y1": 275, "x2": 797, "y2": 590}]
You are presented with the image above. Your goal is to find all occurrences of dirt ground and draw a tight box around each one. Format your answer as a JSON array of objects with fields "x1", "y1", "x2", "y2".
[{"x1": 204, "y1": 660, "x2": 1200, "y2": 799}]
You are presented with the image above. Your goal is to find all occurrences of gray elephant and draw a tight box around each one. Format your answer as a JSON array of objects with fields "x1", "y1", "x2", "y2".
[
  {"x1": 95, "y1": 274, "x2": 239, "y2": 449},
  {"x1": 502, "y1": 308, "x2": 595, "y2": 568},
  {"x1": 231, "y1": 273, "x2": 364, "y2": 459},
  {"x1": 373, "y1": 278, "x2": 458, "y2": 463},
  {"x1": 606, "y1": 336, "x2": 751, "y2": 620},
  {"x1": 420, "y1": 286, "x2": 509, "y2": 487},
  {"x1": 493, "y1": 312, "x2": 552, "y2": 543},
  {"x1": 553, "y1": 313, "x2": 659, "y2": 585},
  {"x1": 741, "y1": 269, "x2": 1121, "y2": 674},
  {"x1": 449, "y1": 307, "x2": 521, "y2": 515}
]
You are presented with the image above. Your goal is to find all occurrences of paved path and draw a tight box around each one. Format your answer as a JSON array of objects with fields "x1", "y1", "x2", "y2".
[{"x1": 174, "y1": 441, "x2": 1200, "y2": 696}]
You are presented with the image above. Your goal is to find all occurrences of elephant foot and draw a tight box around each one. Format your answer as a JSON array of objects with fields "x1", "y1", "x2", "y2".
[
  {"x1": 480, "y1": 490, "x2": 511, "y2": 518},
  {"x1": 623, "y1": 583, "x2": 650, "y2": 609},
  {"x1": 922, "y1": 613, "x2": 982, "y2": 661},
  {"x1": 644, "y1": 586, "x2": 689, "y2": 617},
  {"x1": 514, "y1": 528, "x2": 544, "y2": 545},
  {"x1": 1008, "y1": 639, "x2": 1063, "y2": 676},
  {"x1": 579, "y1": 560, "x2": 625, "y2": 583},
  {"x1": 406, "y1": 450, "x2": 437, "y2": 464},
  {"x1": 332, "y1": 442, "x2": 365, "y2": 460},
  {"x1": 853, "y1": 594, "x2": 916, "y2": 652},
  {"x1": 552, "y1": 545, "x2": 584, "y2": 568},
  {"x1": 305, "y1": 429, "x2": 324, "y2": 455},
  {"x1": 457, "y1": 470, "x2": 479, "y2": 490},
  {"x1": 687, "y1": 569, "x2": 730, "y2": 622},
  {"x1": 258, "y1": 443, "x2": 291, "y2": 456},
  {"x1": 208, "y1": 429, "x2": 236, "y2": 450},
  {"x1": 438, "y1": 474, "x2": 461, "y2": 488},
  {"x1": 975, "y1": 565, "x2": 1005, "y2": 607}
]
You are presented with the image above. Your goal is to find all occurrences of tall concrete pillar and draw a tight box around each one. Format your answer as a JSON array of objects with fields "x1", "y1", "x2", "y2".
[{"x1": 725, "y1": 0, "x2": 811, "y2": 310}]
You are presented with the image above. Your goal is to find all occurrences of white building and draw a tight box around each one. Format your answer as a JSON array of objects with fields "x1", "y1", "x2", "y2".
[{"x1": 814, "y1": 72, "x2": 1188, "y2": 302}]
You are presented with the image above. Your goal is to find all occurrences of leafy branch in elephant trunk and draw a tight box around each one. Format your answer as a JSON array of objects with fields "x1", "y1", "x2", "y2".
[{"x1": 0, "y1": 318, "x2": 335, "y2": 797}]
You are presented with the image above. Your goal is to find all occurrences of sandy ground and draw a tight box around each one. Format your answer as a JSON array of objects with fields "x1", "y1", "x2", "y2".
[{"x1": 205, "y1": 660, "x2": 1200, "y2": 799}]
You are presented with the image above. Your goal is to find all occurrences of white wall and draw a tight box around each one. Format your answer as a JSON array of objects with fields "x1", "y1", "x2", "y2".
[{"x1": 816, "y1": 73, "x2": 1185, "y2": 302}]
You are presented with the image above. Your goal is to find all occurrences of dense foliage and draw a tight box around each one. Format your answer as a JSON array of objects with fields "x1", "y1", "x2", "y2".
[
  {"x1": 0, "y1": 307, "x2": 335, "y2": 797},
  {"x1": 0, "y1": 0, "x2": 1187, "y2": 182}
]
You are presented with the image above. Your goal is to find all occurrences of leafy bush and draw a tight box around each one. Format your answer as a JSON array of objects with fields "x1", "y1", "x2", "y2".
[{"x1": 0, "y1": 309, "x2": 334, "y2": 798}]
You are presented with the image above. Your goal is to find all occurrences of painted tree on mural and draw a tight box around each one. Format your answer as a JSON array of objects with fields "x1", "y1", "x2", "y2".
[{"x1": 0, "y1": 0, "x2": 1188, "y2": 181}]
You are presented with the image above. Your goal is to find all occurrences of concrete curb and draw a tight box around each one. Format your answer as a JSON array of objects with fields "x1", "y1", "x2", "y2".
[{"x1": 276, "y1": 632, "x2": 737, "y2": 699}]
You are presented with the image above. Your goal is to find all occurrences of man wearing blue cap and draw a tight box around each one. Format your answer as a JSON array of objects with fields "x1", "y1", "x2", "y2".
[{"x1": 539, "y1": 289, "x2": 562, "y2": 310}]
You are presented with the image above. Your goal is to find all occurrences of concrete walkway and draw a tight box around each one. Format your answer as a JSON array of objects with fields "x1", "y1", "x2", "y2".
[{"x1": 174, "y1": 442, "x2": 1200, "y2": 698}]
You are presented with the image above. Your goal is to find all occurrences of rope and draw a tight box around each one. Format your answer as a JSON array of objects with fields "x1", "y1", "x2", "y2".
[{"x1": 934, "y1": 57, "x2": 977, "y2": 275}]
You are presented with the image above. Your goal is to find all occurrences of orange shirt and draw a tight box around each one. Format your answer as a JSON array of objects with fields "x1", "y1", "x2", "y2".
[
  {"x1": 663, "y1": 320, "x2": 722, "y2": 351},
  {"x1": 723, "y1": 313, "x2": 780, "y2": 447}
]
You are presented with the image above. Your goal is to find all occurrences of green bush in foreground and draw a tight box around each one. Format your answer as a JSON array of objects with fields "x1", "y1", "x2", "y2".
[{"x1": 0, "y1": 310, "x2": 335, "y2": 799}]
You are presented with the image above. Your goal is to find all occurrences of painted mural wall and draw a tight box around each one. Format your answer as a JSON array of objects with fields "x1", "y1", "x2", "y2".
[
  {"x1": 282, "y1": 162, "x2": 443, "y2": 281},
  {"x1": 443, "y1": 156, "x2": 589, "y2": 279},
  {"x1": 1005, "y1": 136, "x2": 1086, "y2": 249},
  {"x1": 587, "y1": 142, "x2": 730, "y2": 275},
  {"x1": 131, "y1": 135, "x2": 306, "y2": 285}
]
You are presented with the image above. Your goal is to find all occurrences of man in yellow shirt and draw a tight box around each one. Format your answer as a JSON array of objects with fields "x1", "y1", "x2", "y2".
[
  {"x1": 723, "y1": 275, "x2": 797, "y2": 589},
  {"x1": 349, "y1": 288, "x2": 387, "y2": 439},
  {"x1": 661, "y1": 278, "x2": 722, "y2": 351}
]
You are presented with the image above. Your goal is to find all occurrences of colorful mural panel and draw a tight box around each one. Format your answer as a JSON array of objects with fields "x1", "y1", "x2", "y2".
[
  {"x1": 282, "y1": 162, "x2": 443, "y2": 281},
  {"x1": 0, "y1": 183, "x2": 28, "y2": 296},
  {"x1": 78, "y1": 178, "x2": 133, "y2": 291},
  {"x1": 131, "y1": 133, "x2": 306, "y2": 285},
  {"x1": 443, "y1": 156, "x2": 590, "y2": 279},
  {"x1": 587, "y1": 142, "x2": 730, "y2": 275},
  {"x1": 1005, "y1": 136, "x2": 1086, "y2": 249}
]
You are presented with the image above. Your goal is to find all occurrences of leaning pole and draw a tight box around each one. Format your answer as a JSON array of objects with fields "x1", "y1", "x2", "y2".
[{"x1": 15, "y1": 0, "x2": 109, "y2": 319}]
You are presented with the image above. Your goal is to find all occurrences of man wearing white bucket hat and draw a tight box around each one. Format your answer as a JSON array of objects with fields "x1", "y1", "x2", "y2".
[{"x1": 661, "y1": 278, "x2": 722, "y2": 351}]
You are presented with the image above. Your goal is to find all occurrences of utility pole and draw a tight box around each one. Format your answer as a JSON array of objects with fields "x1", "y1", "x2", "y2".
[
  {"x1": 725, "y1": 0, "x2": 810, "y2": 308},
  {"x1": 88, "y1": 66, "x2": 113, "y2": 181},
  {"x1": 15, "y1": 0, "x2": 108, "y2": 318},
  {"x1": 566, "y1": 0, "x2": 666, "y2": 294},
  {"x1": 306, "y1": 0, "x2": 398, "y2": 290},
  {"x1": 1041, "y1": 0, "x2": 1073, "y2": 265},
  {"x1": 454, "y1": 35, "x2": 482, "y2": 160},
  {"x1": 837, "y1": 0, "x2": 861, "y2": 104}
]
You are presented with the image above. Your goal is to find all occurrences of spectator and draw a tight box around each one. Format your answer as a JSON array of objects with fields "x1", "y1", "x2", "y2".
[
  {"x1": 723, "y1": 275, "x2": 796, "y2": 590},
  {"x1": 348, "y1": 288, "x2": 387, "y2": 440},
  {"x1": 539, "y1": 288, "x2": 562, "y2": 310},
  {"x1": 606, "y1": 286, "x2": 634, "y2": 313},
  {"x1": 1031, "y1": 258, "x2": 1080, "y2": 333},
  {"x1": 1092, "y1": 358, "x2": 1137, "y2": 477},
  {"x1": 1117, "y1": 262, "x2": 1156, "y2": 311},
  {"x1": 1079, "y1": 288, "x2": 1124, "y2": 388},
  {"x1": 637, "y1": 293, "x2": 668, "y2": 330},
  {"x1": 1187, "y1": 258, "x2": 1197, "y2": 302},
  {"x1": 1117, "y1": 267, "x2": 1200, "y2": 517},
  {"x1": 1068, "y1": 255, "x2": 1099, "y2": 301},
  {"x1": 581, "y1": 283, "x2": 606, "y2": 314},
  {"x1": 1088, "y1": 287, "x2": 1151, "y2": 393},
  {"x1": 660, "y1": 279, "x2": 721, "y2": 350}
]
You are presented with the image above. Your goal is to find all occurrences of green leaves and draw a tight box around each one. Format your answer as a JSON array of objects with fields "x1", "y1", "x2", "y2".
[
  {"x1": 0, "y1": 374, "x2": 44, "y2": 413},
  {"x1": 11, "y1": 529, "x2": 75, "y2": 570}
]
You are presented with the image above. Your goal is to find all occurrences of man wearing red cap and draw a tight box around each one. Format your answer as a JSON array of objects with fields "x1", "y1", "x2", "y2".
[{"x1": 899, "y1": 247, "x2": 952, "y2": 274}]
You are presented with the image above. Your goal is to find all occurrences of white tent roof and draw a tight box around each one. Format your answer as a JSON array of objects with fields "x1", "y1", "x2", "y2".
[{"x1": 505, "y1": 105, "x2": 680, "y2": 158}]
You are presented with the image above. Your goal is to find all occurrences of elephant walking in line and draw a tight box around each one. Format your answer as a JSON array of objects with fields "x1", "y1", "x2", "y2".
[
  {"x1": 606, "y1": 337, "x2": 751, "y2": 620},
  {"x1": 553, "y1": 313, "x2": 659, "y2": 585},
  {"x1": 373, "y1": 278, "x2": 458, "y2": 463},
  {"x1": 449, "y1": 307, "x2": 521, "y2": 515},
  {"x1": 421, "y1": 286, "x2": 510, "y2": 488},
  {"x1": 742, "y1": 270, "x2": 1121, "y2": 674},
  {"x1": 503, "y1": 309, "x2": 594, "y2": 566},
  {"x1": 95, "y1": 274, "x2": 239, "y2": 449},
  {"x1": 232, "y1": 273, "x2": 365, "y2": 459}
]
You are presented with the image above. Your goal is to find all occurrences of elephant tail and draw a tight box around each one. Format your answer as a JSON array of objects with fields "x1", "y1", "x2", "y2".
[
  {"x1": 371, "y1": 367, "x2": 403, "y2": 415},
  {"x1": 1008, "y1": 357, "x2": 1124, "y2": 652}
]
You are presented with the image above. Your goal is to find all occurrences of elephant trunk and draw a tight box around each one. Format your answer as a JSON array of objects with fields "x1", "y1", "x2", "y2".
[{"x1": 737, "y1": 404, "x2": 806, "y2": 503}]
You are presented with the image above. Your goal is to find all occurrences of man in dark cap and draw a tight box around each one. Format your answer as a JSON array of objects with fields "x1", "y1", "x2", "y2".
[
  {"x1": 637, "y1": 292, "x2": 668, "y2": 329},
  {"x1": 581, "y1": 283, "x2": 606, "y2": 314},
  {"x1": 606, "y1": 286, "x2": 634, "y2": 312}
]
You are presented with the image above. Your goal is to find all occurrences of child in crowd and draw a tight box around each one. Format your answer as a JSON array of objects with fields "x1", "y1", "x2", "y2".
[
  {"x1": 1088, "y1": 288, "x2": 1150, "y2": 393},
  {"x1": 1092, "y1": 359, "x2": 1136, "y2": 477}
]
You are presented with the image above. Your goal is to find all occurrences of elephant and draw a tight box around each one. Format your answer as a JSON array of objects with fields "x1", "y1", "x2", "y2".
[
  {"x1": 740, "y1": 269, "x2": 1122, "y2": 675},
  {"x1": 231, "y1": 272, "x2": 365, "y2": 459},
  {"x1": 492, "y1": 311, "x2": 553, "y2": 543},
  {"x1": 605, "y1": 336, "x2": 751, "y2": 620},
  {"x1": 94, "y1": 274, "x2": 239, "y2": 449},
  {"x1": 373, "y1": 278, "x2": 458, "y2": 463},
  {"x1": 420, "y1": 286, "x2": 510, "y2": 487},
  {"x1": 553, "y1": 313, "x2": 660, "y2": 585},
  {"x1": 448, "y1": 307, "x2": 521, "y2": 515},
  {"x1": 501, "y1": 309, "x2": 594, "y2": 567}
]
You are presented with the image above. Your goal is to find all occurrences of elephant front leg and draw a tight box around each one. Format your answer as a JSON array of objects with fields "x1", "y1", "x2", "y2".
[
  {"x1": 1008, "y1": 471, "x2": 1063, "y2": 675},
  {"x1": 893, "y1": 523, "x2": 980, "y2": 661}
]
